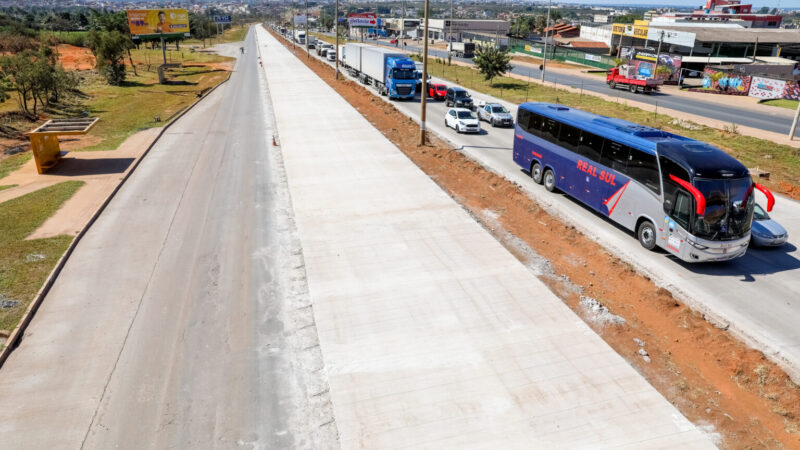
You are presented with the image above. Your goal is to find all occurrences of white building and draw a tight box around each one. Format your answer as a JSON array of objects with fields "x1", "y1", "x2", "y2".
[{"x1": 579, "y1": 24, "x2": 614, "y2": 47}]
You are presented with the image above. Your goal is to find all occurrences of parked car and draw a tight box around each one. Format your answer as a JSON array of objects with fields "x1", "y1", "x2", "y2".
[
  {"x1": 428, "y1": 83, "x2": 447, "y2": 100},
  {"x1": 477, "y1": 102, "x2": 514, "y2": 127},
  {"x1": 445, "y1": 108, "x2": 481, "y2": 134},
  {"x1": 444, "y1": 87, "x2": 474, "y2": 109},
  {"x1": 750, "y1": 203, "x2": 788, "y2": 247},
  {"x1": 327, "y1": 50, "x2": 337, "y2": 62}
]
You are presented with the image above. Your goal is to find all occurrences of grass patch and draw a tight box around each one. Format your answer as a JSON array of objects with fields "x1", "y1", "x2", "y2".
[
  {"x1": 761, "y1": 99, "x2": 799, "y2": 110},
  {"x1": 0, "y1": 181, "x2": 84, "y2": 334},
  {"x1": 80, "y1": 56, "x2": 231, "y2": 151},
  {"x1": 308, "y1": 31, "x2": 358, "y2": 45},
  {"x1": 0, "y1": 184, "x2": 18, "y2": 191},
  {"x1": 0, "y1": 153, "x2": 32, "y2": 182},
  {"x1": 415, "y1": 57, "x2": 800, "y2": 192}
]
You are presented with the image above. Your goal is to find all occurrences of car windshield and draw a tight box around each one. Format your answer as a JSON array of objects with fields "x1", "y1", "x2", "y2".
[
  {"x1": 392, "y1": 68, "x2": 416, "y2": 80},
  {"x1": 436, "y1": 86, "x2": 446, "y2": 91},
  {"x1": 454, "y1": 90, "x2": 469, "y2": 98},
  {"x1": 753, "y1": 203, "x2": 769, "y2": 221},
  {"x1": 693, "y1": 177, "x2": 754, "y2": 240},
  {"x1": 457, "y1": 111, "x2": 476, "y2": 119},
  {"x1": 491, "y1": 106, "x2": 508, "y2": 113}
]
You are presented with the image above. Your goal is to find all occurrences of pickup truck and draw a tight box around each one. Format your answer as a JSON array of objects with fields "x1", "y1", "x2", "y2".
[{"x1": 606, "y1": 66, "x2": 662, "y2": 94}]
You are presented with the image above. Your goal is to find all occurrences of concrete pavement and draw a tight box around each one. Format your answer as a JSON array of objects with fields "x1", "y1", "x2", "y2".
[
  {"x1": 301, "y1": 42, "x2": 800, "y2": 382},
  {"x1": 258, "y1": 26, "x2": 715, "y2": 448},
  {"x1": 0, "y1": 28, "x2": 336, "y2": 449}
]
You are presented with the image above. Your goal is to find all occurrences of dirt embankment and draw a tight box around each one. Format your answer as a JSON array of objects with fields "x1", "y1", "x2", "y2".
[
  {"x1": 268, "y1": 28, "x2": 800, "y2": 448},
  {"x1": 55, "y1": 44, "x2": 95, "y2": 71}
]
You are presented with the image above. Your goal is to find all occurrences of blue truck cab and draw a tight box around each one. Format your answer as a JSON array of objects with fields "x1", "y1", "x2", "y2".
[{"x1": 384, "y1": 57, "x2": 417, "y2": 99}]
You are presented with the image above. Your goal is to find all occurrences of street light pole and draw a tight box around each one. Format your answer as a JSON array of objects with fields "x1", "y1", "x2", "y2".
[
  {"x1": 291, "y1": 0, "x2": 295, "y2": 54},
  {"x1": 540, "y1": 0, "x2": 551, "y2": 83},
  {"x1": 305, "y1": 0, "x2": 309, "y2": 58},
  {"x1": 335, "y1": 0, "x2": 340, "y2": 79},
  {"x1": 450, "y1": 0, "x2": 453, "y2": 43},
  {"x1": 419, "y1": 0, "x2": 431, "y2": 146}
]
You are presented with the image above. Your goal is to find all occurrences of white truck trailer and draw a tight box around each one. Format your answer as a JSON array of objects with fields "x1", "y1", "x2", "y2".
[{"x1": 343, "y1": 43, "x2": 417, "y2": 100}]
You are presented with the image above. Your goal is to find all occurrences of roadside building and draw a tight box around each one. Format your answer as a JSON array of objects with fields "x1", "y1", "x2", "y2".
[
  {"x1": 423, "y1": 19, "x2": 510, "y2": 42},
  {"x1": 650, "y1": 0, "x2": 782, "y2": 28}
]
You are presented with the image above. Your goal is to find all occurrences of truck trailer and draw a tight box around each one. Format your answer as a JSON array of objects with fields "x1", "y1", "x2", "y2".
[
  {"x1": 447, "y1": 42, "x2": 476, "y2": 58},
  {"x1": 343, "y1": 43, "x2": 416, "y2": 100}
]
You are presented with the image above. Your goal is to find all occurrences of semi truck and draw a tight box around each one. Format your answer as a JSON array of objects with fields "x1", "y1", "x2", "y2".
[
  {"x1": 294, "y1": 30, "x2": 306, "y2": 45},
  {"x1": 447, "y1": 42, "x2": 476, "y2": 58},
  {"x1": 343, "y1": 43, "x2": 417, "y2": 100},
  {"x1": 606, "y1": 65, "x2": 662, "y2": 94}
]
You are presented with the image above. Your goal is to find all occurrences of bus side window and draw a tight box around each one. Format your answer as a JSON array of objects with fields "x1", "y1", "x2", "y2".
[
  {"x1": 542, "y1": 118, "x2": 560, "y2": 145},
  {"x1": 673, "y1": 191, "x2": 691, "y2": 230},
  {"x1": 517, "y1": 109, "x2": 532, "y2": 133},
  {"x1": 559, "y1": 124, "x2": 581, "y2": 153},
  {"x1": 600, "y1": 140, "x2": 630, "y2": 173},
  {"x1": 627, "y1": 149, "x2": 661, "y2": 195},
  {"x1": 577, "y1": 131, "x2": 604, "y2": 162}
]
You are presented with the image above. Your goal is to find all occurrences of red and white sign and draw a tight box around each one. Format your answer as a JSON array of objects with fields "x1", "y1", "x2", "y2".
[
  {"x1": 749, "y1": 76, "x2": 786, "y2": 100},
  {"x1": 349, "y1": 13, "x2": 377, "y2": 27}
]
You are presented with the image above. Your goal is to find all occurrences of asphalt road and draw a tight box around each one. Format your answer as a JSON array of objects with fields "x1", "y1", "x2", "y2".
[
  {"x1": 300, "y1": 38, "x2": 800, "y2": 380},
  {"x1": 339, "y1": 34, "x2": 796, "y2": 135},
  {"x1": 0, "y1": 29, "x2": 335, "y2": 448}
]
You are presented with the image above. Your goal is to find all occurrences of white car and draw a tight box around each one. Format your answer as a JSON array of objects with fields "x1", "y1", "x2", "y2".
[
  {"x1": 327, "y1": 50, "x2": 336, "y2": 62},
  {"x1": 445, "y1": 108, "x2": 481, "y2": 134}
]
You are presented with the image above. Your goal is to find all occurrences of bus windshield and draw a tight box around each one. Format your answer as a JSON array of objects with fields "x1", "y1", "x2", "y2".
[{"x1": 693, "y1": 177, "x2": 754, "y2": 240}]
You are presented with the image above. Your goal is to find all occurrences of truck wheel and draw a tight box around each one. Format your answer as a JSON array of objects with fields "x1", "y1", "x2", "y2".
[
  {"x1": 609, "y1": 81, "x2": 616, "y2": 89},
  {"x1": 543, "y1": 169, "x2": 556, "y2": 192},
  {"x1": 637, "y1": 221, "x2": 657, "y2": 250},
  {"x1": 629, "y1": 84, "x2": 637, "y2": 93},
  {"x1": 531, "y1": 163, "x2": 543, "y2": 184}
]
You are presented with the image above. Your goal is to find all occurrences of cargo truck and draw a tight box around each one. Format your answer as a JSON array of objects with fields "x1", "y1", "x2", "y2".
[
  {"x1": 606, "y1": 65, "x2": 662, "y2": 94},
  {"x1": 344, "y1": 43, "x2": 417, "y2": 100},
  {"x1": 447, "y1": 42, "x2": 476, "y2": 58},
  {"x1": 294, "y1": 30, "x2": 306, "y2": 45}
]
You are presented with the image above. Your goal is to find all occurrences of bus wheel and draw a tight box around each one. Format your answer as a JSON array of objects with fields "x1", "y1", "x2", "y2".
[
  {"x1": 543, "y1": 169, "x2": 556, "y2": 192},
  {"x1": 637, "y1": 221, "x2": 657, "y2": 250},
  {"x1": 531, "y1": 162, "x2": 543, "y2": 184}
]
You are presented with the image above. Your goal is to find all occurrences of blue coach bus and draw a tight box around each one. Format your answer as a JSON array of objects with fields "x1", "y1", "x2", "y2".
[{"x1": 513, "y1": 103, "x2": 775, "y2": 262}]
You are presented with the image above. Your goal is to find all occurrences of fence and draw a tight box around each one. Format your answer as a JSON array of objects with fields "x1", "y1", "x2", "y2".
[{"x1": 509, "y1": 38, "x2": 616, "y2": 70}]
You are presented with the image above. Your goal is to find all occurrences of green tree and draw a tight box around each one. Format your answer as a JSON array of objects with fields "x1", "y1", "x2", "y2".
[
  {"x1": 0, "y1": 45, "x2": 75, "y2": 118},
  {"x1": 86, "y1": 29, "x2": 132, "y2": 85},
  {"x1": 473, "y1": 46, "x2": 512, "y2": 86}
]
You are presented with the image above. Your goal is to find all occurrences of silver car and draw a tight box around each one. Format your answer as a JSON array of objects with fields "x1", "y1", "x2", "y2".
[
  {"x1": 478, "y1": 102, "x2": 514, "y2": 127},
  {"x1": 750, "y1": 203, "x2": 788, "y2": 247}
]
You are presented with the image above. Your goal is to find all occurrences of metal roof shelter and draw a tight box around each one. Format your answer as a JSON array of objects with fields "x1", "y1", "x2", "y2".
[{"x1": 28, "y1": 117, "x2": 99, "y2": 174}]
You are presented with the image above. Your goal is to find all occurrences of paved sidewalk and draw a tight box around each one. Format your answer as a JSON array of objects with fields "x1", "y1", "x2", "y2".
[{"x1": 257, "y1": 26, "x2": 714, "y2": 449}]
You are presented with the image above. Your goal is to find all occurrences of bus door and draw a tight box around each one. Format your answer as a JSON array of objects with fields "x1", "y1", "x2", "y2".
[{"x1": 575, "y1": 131, "x2": 608, "y2": 211}]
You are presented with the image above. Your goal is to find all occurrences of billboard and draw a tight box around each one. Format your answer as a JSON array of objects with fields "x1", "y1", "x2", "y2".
[
  {"x1": 349, "y1": 13, "x2": 378, "y2": 28},
  {"x1": 214, "y1": 15, "x2": 232, "y2": 24},
  {"x1": 127, "y1": 9, "x2": 190, "y2": 39},
  {"x1": 294, "y1": 13, "x2": 307, "y2": 25},
  {"x1": 749, "y1": 76, "x2": 786, "y2": 99}
]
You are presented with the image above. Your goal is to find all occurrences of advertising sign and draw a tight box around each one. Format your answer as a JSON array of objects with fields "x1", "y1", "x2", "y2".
[
  {"x1": 294, "y1": 13, "x2": 307, "y2": 25},
  {"x1": 127, "y1": 9, "x2": 190, "y2": 39},
  {"x1": 647, "y1": 28, "x2": 696, "y2": 48},
  {"x1": 349, "y1": 13, "x2": 378, "y2": 28},
  {"x1": 749, "y1": 76, "x2": 787, "y2": 99},
  {"x1": 214, "y1": 15, "x2": 232, "y2": 24}
]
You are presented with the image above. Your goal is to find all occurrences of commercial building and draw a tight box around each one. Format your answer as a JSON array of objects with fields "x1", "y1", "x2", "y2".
[
  {"x1": 423, "y1": 19, "x2": 510, "y2": 42},
  {"x1": 649, "y1": 0, "x2": 782, "y2": 28}
]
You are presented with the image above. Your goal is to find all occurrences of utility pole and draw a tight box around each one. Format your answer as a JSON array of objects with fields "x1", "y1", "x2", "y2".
[
  {"x1": 335, "y1": 0, "x2": 340, "y2": 79},
  {"x1": 540, "y1": 0, "x2": 551, "y2": 82},
  {"x1": 752, "y1": 36, "x2": 759, "y2": 61},
  {"x1": 291, "y1": 0, "x2": 296, "y2": 54},
  {"x1": 419, "y1": 0, "x2": 431, "y2": 146},
  {"x1": 449, "y1": 0, "x2": 453, "y2": 43},
  {"x1": 790, "y1": 101, "x2": 800, "y2": 140},
  {"x1": 305, "y1": 0, "x2": 309, "y2": 58},
  {"x1": 653, "y1": 30, "x2": 664, "y2": 78}
]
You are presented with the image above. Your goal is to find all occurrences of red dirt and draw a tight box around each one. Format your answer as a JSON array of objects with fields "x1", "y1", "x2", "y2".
[
  {"x1": 56, "y1": 44, "x2": 95, "y2": 71},
  {"x1": 269, "y1": 27, "x2": 800, "y2": 448}
]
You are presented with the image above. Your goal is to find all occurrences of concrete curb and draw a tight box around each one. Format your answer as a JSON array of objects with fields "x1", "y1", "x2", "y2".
[{"x1": 0, "y1": 70, "x2": 233, "y2": 369}]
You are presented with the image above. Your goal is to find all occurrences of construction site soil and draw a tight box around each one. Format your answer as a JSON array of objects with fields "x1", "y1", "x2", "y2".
[{"x1": 269, "y1": 28, "x2": 800, "y2": 449}]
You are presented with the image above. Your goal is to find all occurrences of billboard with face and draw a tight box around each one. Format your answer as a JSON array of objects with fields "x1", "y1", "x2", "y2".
[{"x1": 127, "y1": 9, "x2": 190, "y2": 39}]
